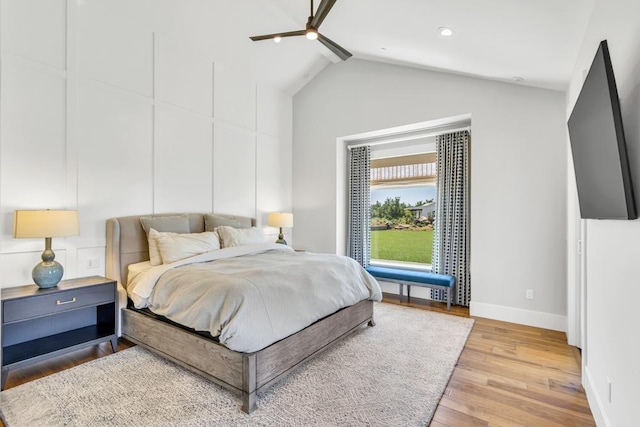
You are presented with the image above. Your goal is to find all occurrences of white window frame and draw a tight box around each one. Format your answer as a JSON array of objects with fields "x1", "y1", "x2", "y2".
[
  {"x1": 369, "y1": 153, "x2": 437, "y2": 271},
  {"x1": 335, "y1": 115, "x2": 471, "y2": 257}
]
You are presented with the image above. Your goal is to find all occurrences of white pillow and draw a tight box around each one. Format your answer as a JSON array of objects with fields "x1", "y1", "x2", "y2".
[
  {"x1": 155, "y1": 230, "x2": 221, "y2": 264},
  {"x1": 217, "y1": 226, "x2": 267, "y2": 248},
  {"x1": 148, "y1": 228, "x2": 177, "y2": 266}
]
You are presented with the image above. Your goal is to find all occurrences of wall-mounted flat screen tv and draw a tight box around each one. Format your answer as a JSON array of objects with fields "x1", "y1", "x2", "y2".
[{"x1": 567, "y1": 40, "x2": 637, "y2": 220}]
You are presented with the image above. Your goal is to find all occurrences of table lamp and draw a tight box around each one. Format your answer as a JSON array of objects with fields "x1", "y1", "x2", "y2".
[
  {"x1": 14, "y1": 210, "x2": 79, "y2": 288},
  {"x1": 267, "y1": 212, "x2": 293, "y2": 245}
]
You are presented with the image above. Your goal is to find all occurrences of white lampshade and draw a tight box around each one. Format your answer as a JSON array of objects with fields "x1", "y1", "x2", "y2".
[
  {"x1": 14, "y1": 210, "x2": 79, "y2": 238},
  {"x1": 268, "y1": 212, "x2": 293, "y2": 228}
]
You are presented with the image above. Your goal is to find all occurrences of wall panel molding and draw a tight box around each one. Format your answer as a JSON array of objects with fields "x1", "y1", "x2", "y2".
[
  {"x1": 0, "y1": 51, "x2": 67, "y2": 78},
  {"x1": 213, "y1": 122, "x2": 257, "y2": 218},
  {"x1": 0, "y1": 0, "x2": 66, "y2": 69},
  {"x1": 0, "y1": 2, "x2": 293, "y2": 287}
]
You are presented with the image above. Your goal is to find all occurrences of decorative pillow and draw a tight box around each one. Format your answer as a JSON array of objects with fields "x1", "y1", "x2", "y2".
[
  {"x1": 217, "y1": 226, "x2": 267, "y2": 248},
  {"x1": 140, "y1": 214, "x2": 191, "y2": 234},
  {"x1": 204, "y1": 214, "x2": 252, "y2": 231},
  {"x1": 140, "y1": 215, "x2": 191, "y2": 265},
  {"x1": 155, "y1": 231, "x2": 221, "y2": 264},
  {"x1": 146, "y1": 229, "x2": 176, "y2": 265}
]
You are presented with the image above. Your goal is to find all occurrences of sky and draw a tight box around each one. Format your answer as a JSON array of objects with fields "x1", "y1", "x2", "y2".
[{"x1": 371, "y1": 186, "x2": 436, "y2": 206}]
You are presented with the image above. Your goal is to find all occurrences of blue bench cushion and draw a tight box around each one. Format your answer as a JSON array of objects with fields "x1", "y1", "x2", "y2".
[{"x1": 365, "y1": 266, "x2": 456, "y2": 288}]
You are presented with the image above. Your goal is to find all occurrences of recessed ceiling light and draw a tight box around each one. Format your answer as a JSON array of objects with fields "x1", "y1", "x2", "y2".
[
  {"x1": 438, "y1": 27, "x2": 454, "y2": 37},
  {"x1": 274, "y1": 36, "x2": 282, "y2": 43}
]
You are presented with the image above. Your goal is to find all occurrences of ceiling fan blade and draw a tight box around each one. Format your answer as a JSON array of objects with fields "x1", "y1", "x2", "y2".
[
  {"x1": 311, "y1": 0, "x2": 337, "y2": 28},
  {"x1": 250, "y1": 30, "x2": 305, "y2": 42},
  {"x1": 318, "y1": 33, "x2": 352, "y2": 61}
]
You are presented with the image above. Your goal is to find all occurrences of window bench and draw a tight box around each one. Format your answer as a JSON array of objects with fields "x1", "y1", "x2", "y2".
[{"x1": 365, "y1": 266, "x2": 456, "y2": 311}]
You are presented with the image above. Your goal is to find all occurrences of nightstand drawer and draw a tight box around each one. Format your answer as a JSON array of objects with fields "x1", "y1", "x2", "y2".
[{"x1": 3, "y1": 283, "x2": 114, "y2": 323}]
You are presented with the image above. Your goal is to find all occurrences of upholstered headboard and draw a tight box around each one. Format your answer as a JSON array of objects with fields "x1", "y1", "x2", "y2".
[{"x1": 105, "y1": 213, "x2": 255, "y2": 287}]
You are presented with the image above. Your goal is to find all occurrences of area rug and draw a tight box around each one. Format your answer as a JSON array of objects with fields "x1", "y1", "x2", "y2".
[{"x1": 0, "y1": 303, "x2": 473, "y2": 426}]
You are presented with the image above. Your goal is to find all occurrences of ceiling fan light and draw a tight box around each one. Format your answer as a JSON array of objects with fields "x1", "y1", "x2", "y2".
[
  {"x1": 250, "y1": 0, "x2": 351, "y2": 60},
  {"x1": 438, "y1": 27, "x2": 454, "y2": 37}
]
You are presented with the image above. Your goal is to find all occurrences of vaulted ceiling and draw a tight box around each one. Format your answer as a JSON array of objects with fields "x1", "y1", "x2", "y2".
[{"x1": 142, "y1": 0, "x2": 595, "y2": 94}]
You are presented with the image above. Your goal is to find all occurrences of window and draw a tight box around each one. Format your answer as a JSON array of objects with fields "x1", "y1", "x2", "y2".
[{"x1": 370, "y1": 153, "x2": 436, "y2": 268}]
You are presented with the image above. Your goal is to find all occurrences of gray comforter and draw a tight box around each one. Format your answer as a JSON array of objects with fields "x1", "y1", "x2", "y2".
[{"x1": 127, "y1": 244, "x2": 382, "y2": 352}]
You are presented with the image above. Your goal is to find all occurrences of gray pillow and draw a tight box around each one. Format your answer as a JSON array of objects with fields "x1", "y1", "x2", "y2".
[
  {"x1": 140, "y1": 214, "x2": 191, "y2": 235},
  {"x1": 139, "y1": 215, "x2": 191, "y2": 266},
  {"x1": 204, "y1": 214, "x2": 252, "y2": 231}
]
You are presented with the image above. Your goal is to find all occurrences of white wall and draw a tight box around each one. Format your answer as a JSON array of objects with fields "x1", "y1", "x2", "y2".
[
  {"x1": 0, "y1": 0, "x2": 293, "y2": 288},
  {"x1": 565, "y1": 1, "x2": 640, "y2": 425},
  {"x1": 293, "y1": 59, "x2": 568, "y2": 330}
]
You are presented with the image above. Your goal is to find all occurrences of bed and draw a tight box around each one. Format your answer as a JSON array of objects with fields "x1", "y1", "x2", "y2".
[{"x1": 105, "y1": 213, "x2": 381, "y2": 413}]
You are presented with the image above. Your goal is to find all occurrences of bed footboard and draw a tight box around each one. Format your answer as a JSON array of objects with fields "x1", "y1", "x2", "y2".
[{"x1": 121, "y1": 300, "x2": 374, "y2": 413}]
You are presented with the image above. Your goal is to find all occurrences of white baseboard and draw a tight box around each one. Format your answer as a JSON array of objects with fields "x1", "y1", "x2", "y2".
[
  {"x1": 584, "y1": 366, "x2": 609, "y2": 427},
  {"x1": 469, "y1": 301, "x2": 567, "y2": 332}
]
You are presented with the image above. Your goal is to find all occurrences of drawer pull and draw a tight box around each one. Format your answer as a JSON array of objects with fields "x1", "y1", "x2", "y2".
[{"x1": 56, "y1": 297, "x2": 77, "y2": 306}]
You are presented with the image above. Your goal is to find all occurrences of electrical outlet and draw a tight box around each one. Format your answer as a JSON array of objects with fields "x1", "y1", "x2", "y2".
[
  {"x1": 87, "y1": 258, "x2": 100, "y2": 269},
  {"x1": 526, "y1": 289, "x2": 534, "y2": 300}
]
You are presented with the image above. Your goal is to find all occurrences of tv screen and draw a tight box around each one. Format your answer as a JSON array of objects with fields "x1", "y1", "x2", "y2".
[{"x1": 567, "y1": 40, "x2": 637, "y2": 220}]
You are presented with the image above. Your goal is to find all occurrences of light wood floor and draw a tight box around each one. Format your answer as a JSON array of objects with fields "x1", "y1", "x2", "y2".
[
  {"x1": 1, "y1": 297, "x2": 594, "y2": 426},
  {"x1": 383, "y1": 294, "x2": 595, "y2": 426}
]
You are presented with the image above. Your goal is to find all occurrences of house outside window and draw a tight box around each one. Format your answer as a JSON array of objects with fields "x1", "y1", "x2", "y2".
[{"x1": 370, "y1": 152, "x2": 436, "y2": 269}]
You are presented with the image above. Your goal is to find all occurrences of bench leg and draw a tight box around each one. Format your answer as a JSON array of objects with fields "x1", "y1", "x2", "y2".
[
  {"x1": 407, "y1": 284, "x2": 411, "y2": 301},
  {"x1": 398, "y1": 283, "x2": 403, "y2": 302},
  {"x1": 447, "y1": 288, "x2": 451, "y2": 311}
]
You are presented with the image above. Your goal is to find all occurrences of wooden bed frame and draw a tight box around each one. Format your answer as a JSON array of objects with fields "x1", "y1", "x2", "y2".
[{"x1": 106, "y1": 213, "x2": 375, "y2": 413}]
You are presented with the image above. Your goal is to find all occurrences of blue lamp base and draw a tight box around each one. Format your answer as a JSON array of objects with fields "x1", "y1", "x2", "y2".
[
  {"x1": 33, "y1": 237, "x2": 64, "y2": 288},
  {"x1": 33, "y1": 261, "x2": 64, "y2": 288},
  {"x1": 275, "y1": 227, "x2": 287, "y2": 245}
]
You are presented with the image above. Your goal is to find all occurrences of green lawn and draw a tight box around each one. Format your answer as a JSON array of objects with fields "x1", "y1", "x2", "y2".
[{"x1": 371, "y1": 229, "x2": 433, "y2": 264}]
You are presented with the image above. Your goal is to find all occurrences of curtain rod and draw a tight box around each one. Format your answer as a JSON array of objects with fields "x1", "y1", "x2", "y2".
[{"x1": 346, "y1": 125, "x2": 470, "y2": 150}]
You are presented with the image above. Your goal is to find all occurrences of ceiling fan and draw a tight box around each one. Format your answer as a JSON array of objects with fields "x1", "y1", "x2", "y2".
[{"x1": 250, "y1": 0, "x2": 352, "y2": 61}]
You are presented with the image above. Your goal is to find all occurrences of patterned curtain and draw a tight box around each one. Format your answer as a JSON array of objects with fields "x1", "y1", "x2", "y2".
[
  {"x1": 432, "y1": 130, "x2": 471, "y2": 306},
  {"x1": 348, "y1": 146, "x2": 371, "y2": 267}
]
